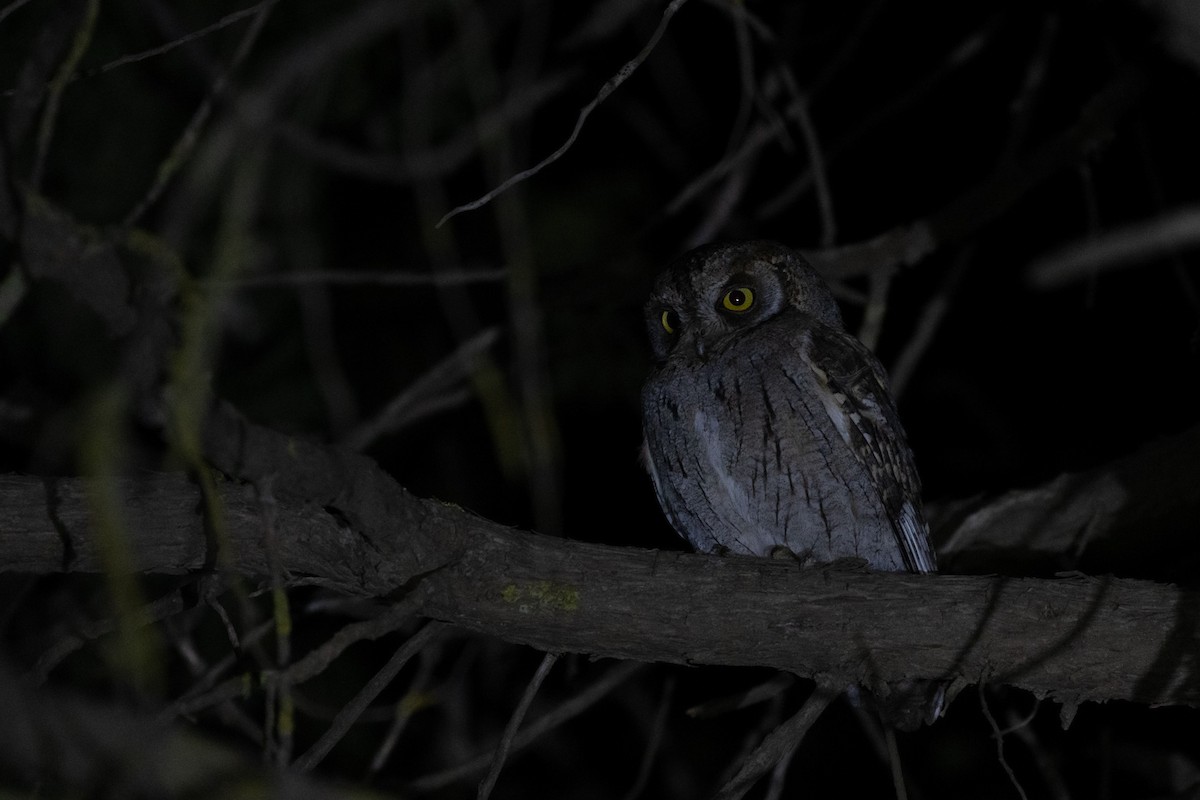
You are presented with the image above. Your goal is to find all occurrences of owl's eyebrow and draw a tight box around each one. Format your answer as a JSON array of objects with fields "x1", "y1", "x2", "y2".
[{"x1": 722, "y1": 271, "x2": 755, "y2": 287}]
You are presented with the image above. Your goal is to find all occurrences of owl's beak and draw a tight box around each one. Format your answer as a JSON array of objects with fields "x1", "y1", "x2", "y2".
[{"x1": 675, "y1": 328, "x2": 709, "y2": 360}]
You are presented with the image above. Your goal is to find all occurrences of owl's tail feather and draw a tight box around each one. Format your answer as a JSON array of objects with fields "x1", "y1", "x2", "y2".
[{"x1": 854, "y1": 678, "x2": 947, "y2": 731}]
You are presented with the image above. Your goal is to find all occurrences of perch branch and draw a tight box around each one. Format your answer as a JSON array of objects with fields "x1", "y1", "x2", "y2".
[{"x1": 2, "y1": 418, "x2": 1199, "y2": 709}]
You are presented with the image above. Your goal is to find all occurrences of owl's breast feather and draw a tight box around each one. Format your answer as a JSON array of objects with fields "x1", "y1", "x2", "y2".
[{"x1": 641, "y1": 315, "x2": 913, "y2": 570}]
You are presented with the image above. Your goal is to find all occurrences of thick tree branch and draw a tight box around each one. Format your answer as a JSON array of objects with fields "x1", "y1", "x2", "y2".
[
  {"x1": 2, "y1": 418, "x2": 1198, "y2": 710},
  {"x1": 930, "y1": 424, "x2": 1200, "y2": 581}
]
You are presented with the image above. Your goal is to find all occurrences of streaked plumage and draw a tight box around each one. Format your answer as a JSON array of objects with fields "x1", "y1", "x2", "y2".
[{"x1": 641, "y1": 241, "x2": 936, "y2": 573}]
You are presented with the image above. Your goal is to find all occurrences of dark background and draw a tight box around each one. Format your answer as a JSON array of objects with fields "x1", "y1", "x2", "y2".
[{"x1": 2, "y1": 1, "x2": 1199, "y2": 797}]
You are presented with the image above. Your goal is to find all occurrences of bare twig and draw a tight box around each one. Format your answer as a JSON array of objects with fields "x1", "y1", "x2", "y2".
[
  {"x1": 810, "y1": 70, "x2": 1145, "y2": 280},
  {"x1": 454, "y1": 0, "x2": 562, "y2": 533},
  {"x1": 756, "y1": 18, "x2": 997, "y2": 222},
  {"x1": 258, "y1": 477, "x2": 294, "y2": 766},
  {"x1": 121, "y1": 0, "x2": 278, "y2": 228},
  {"x1": 980, "y1": 687, "x2": 1031, "y2": 800},
  {"x1": 341, "y1": 327, "x2": 500, "y2": 451},
  {"x1": 763, "y1": 750, "x2": 794, "y2": 800},
  {"x1": 725, "y1": 3, "x2": 758, "y2": 158},
  {"x1": 1001, "y1": 14, "x2": 1059, "y2": 162},
  {"x1": 215, "y1": 267, "x2": 507, "y2": 289},
  {"x1": 91, "y1": 2, "x2": 271, "y2": 78},
  {"x1": 621, "y1": 676, "x2": 675, "y2": 800},
  {"x1": 794, "y1": 98, "x2": 837, "y2": 249},
  {"x1": 365, "y1": 640, "x2": 443, "y2": 779},
  {"x1": 399, "y1": 13, "x2": 529, "y2": 488},
  {"x1": 884, "y1": 727, "x2": 909, "y2": 800},
  {"x1": 685, "y1": 154, "x2": 753, "y2": 248},
  {"x1": 0, "y1": 270, "x2": 26, "y2": 327},
  {"x1": 30, "y1": 0, "x2": 99, "y2": 190},
  {"x1": 286, "y1": 596, "x2": 422, "y2": 687},
  {"x1": 165, "y1": 615, "x2": 273, "y2": 722},
  {"x1": 0, "y1": 0, "x2": 34, "y2": 25},
  {"x1": 437, "y1": 0, "x2": 691, "y2": 227},
  {"x1": 889, "y1": 246, "x2": 973, "y2": 399},
  {"x1": 857, "y1": 268, "x2": 893, "y2": 352},
  {"x1": 478, "y1": 651, "x2": 560, "y2": 800},
  {"x1": 269, "y1": 71, "x2": 574, "y2": 183},
  {"x1": 410, "y1": 661, "x2": 643, "y2": 791},
  {"x1": 713, "y1": 686, "x2": 836, "y2": 800},
  {"x1": 667, "y1": 95, "x2": 793, "y2": 219},
  {"x1": 1026, "y1": 206, "x2": 1200, "y2": 289},
  {"x1": 1004, "y1": 700, "x2": 1071, "y2": 800},
  {"x1": 687, "y1": 673, "x2": 796, "y2": 718},
  {"x1": 293, "y1": 621, "x2": 444, "y2": 772},
  {"x1": 32, "y1": 584, "x2": 187, "y2": 684}
]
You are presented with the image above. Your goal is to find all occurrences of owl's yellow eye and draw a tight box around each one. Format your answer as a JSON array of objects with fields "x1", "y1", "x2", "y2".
[
  {"x1": 661, "y1": 309, "x2": 679, "y2": 334},
  {"x1": 721, "y1": 287, "x2": 754, "y2": 313}
]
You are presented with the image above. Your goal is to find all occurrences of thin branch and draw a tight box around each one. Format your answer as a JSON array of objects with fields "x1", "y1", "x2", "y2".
[
  {"x1": 763, "y1": 748, "x2": 795, "y2": 800},
  {"x1": 31, "y1": 584, "x2": 187, "y2": 684},
  {"x1": 269, "y1": 71, "x2": 575, "y2": 183},
  {"x1": 165, "y1": 615, "x2": 274, "y2": 721},
  {"x1": 857, "y1": 268, "x2": 892, "y2": 352},
  {"x1": 809, "y1": 70, "x2": 1145, "y2": 280},
  {"x1": 293, "y1": 621, "x2": 444, "y2": 772},
  {"x1": 212, "y1": 267, "x2": 507, "y2": 289},
  {"x1": 755, "y1": 17, "x2": 997, "y2": 223},
  {"x1": 0, "y1": 0, "x2": 34, "y2": 25},
  {"x1": 436, "y1": 0, "x2": 691, "y2": 227},
  {"x1": 410, "y1": 661, "x2": 643, "y2": 791},
  {"x1": 30, "y1": 0, "x2": 99, "y2": 190},
  {"x1": 684, "y1": 153, "x2": 753, "y2": 248},
  {"x1": 478, "y1": 651, "x2": 559, "y2": 800},
  {"x1": 1005, "y1": 700, "x2": 1071, "y2": 800},
  {"x1": 454, "y1": 0, "x2": 561, "y2": 533},
  {"x1": 713, "y1": 686, "x2": 836, "y2": 800},
  {"x1": 90, "y1": 2, "x2": 271, "y2": 77},
  {"x1": 687, "y1": 673, "x2": 796, "y2": 718},
  {"x1": 283, "y1": 596, "x2": 421, "y2": 686},
  {"x1": 888, "y1": 246, "x2": 972, "y2": 399},
  {"x1": 621, "y1": 676, "x2": 675, "y2": 800},
  {"x1": 980, "y1": 687, "x2": 1031, "y2": 800},
  {"x1": 120, "y1": 0, "x2": 279, "y2": 228},
  {"x1": 1026, "y1": 206, "x2": 1200, "y2": 289},
  {"x1": 884, "y1": 728, "x2": 909, "y2": 800},
  {"x1": 365, "y1": 640, "x2": 443, "y2": 779},
  {"x1": 666, "y1": 95, "x2": 792, "y2": 218},
  {"x1": 341, "y1": 327, "x2": 500, "y2": 451},
  {"x1": 793, "y1": 98, "x2": 836, "y2": 249}
]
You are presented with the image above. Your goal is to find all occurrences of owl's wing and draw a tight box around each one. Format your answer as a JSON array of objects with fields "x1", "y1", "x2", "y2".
[{"x1": 800, "y1": 324, "x2": 937, "y2": 573}]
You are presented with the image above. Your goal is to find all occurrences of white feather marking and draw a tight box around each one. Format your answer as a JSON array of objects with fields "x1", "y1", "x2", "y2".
[
  {"x1": 802, "y1": 356, "x2": 855, "y2": 449},
  {"x1": 898, "y1": 500, "x2": 936, "y2": 573},
  {"x1": 693, "y1": 407, "x2": 755, "y2": 530}
]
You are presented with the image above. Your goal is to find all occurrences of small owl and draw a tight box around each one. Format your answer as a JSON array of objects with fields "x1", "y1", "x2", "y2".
[{"x1": 641, "y1": 241, "x2": 936, "y2": 573}]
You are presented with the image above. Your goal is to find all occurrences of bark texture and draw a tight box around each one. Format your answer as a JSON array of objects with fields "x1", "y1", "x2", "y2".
[{"x1": 3, "y1": 411, "x2": 1198, "y2": 710}]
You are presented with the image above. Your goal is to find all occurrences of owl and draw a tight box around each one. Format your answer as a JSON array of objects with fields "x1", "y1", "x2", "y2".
[{"x1": 641, "y1": 241, "x2": 936, "y2": 574}]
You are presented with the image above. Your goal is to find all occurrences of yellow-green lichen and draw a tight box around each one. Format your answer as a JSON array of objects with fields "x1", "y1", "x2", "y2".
[{"x1": 500, "y1": 580, "x2": 580, "y2": 613}]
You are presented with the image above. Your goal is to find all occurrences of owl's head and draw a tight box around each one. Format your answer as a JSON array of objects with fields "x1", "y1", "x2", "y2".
[{"x1": 644, "y1": 240, "x2": 843, "y2": 362}]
